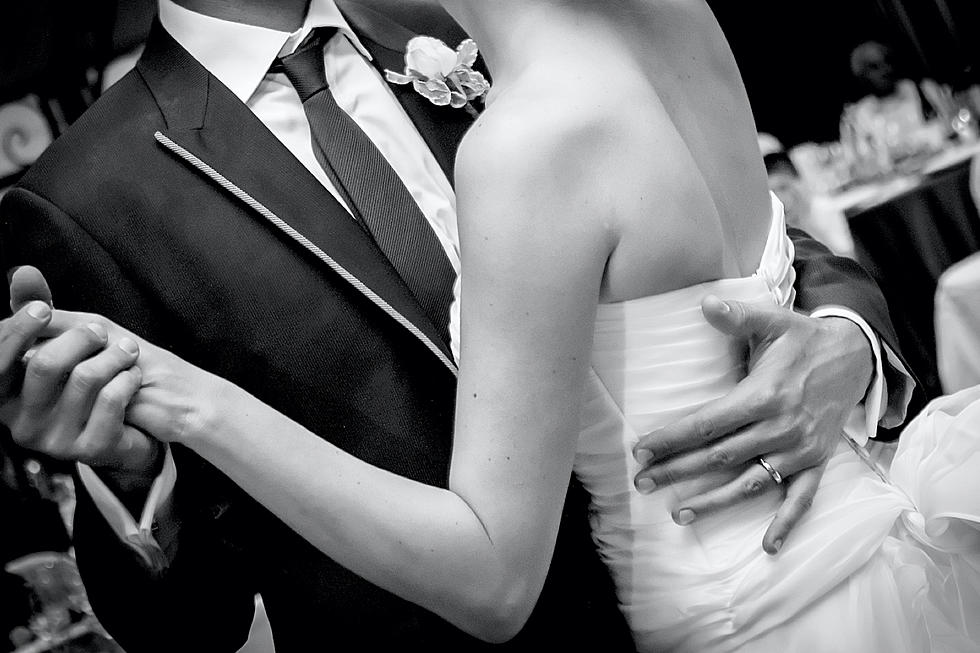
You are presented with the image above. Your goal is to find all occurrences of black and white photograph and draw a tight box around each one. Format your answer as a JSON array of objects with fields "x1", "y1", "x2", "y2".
[{"x1": 1, "y1": 1, "x2": 979, "y2": 651}]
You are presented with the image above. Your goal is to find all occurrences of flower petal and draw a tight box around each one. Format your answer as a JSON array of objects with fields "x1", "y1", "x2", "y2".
[
  {"x1": 406, "y1": 50, "x2": 446, "y2": 79},
  {"x1": 413, "y1": 79, "x2": 451, "y2": 106},
  {"x1": 384, "y1": 70, "x2": 415, "y2": 85},
  {"x1": 455, "y1": 69, "x2": 490, "y2": 99},
  {"x1": 456, "y1": 39, "x2": 479, "y2": 68},
  {"x1": 422, "y1": 79, "x2": 451, "y2": 93},
  {"x1": 404, "y1": 36, "x2": 458, "y2": 79},
  {"x1": 449, "y1": 91, "x2": 468, "y2": 108},
  {"x1": 435, "y1": 49, "x2": 458, "y2": 77},
  {"x1": 408, "y1": 35, "x2": 448, "y2": 51}
]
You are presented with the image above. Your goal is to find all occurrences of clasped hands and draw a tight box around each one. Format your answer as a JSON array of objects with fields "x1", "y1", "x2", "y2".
[
  {"x1": 0, "y1": 267, "x2": 213, "y2": 492},
  {"x1": 0, "y1": 267, "x2": 874, "y2": 552}
]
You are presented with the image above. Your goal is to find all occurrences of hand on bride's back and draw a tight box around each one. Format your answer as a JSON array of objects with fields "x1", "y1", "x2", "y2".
[{"x1": 633, "y1": 296, "x2": 874, "y2": 554}]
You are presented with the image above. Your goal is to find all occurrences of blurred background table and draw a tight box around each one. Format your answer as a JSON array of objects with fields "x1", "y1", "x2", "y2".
[{"x1": 845, "y1": 156, "x2": 980, "y2": 397}]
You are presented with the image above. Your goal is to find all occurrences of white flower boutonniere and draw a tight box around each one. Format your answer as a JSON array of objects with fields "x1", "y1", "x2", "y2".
[{"x1": 385, "y1": 36, "x2": 490, "y2": 118}]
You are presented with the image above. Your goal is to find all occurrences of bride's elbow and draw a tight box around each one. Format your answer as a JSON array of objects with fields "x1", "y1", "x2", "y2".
[{"x1": 462, "y1": 577, "x2": 539, "y2": 644}]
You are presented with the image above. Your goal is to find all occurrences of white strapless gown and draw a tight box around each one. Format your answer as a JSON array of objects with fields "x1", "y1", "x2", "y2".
[{"x1": 450, "y1": 195, "x2": 980, "y2": 652}]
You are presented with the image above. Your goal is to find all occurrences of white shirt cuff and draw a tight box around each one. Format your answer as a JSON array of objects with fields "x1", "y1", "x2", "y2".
[
  {"x1": 76, "y1": 445, "x2": 177, "y2": 571},
  {"x1": 877, "y1": 337, "x2": 915, "y2": 427},
  {"x1": 810, "y1": 305, "x2": 913, "y2": 445}
]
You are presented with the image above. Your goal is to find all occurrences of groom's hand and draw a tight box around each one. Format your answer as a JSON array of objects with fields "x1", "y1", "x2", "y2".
[
  {"x1": 632, "y1": 295, "x2": 874, "y2": 555},
  {"x1": 0, "y1": 267, "x2": 159, "y2": 493},
  {"x1": 0, "y1": 266, "x2": 54, "y2": 400}
]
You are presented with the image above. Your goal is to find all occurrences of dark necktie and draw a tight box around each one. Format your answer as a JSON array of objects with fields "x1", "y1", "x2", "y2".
[{"x1": 275, "y1": 28, "x2": 457, "y2": 343}]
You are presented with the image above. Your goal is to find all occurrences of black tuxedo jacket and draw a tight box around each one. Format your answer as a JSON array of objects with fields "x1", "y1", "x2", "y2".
[{"x1": 0, "y1": 1, "x2": 905, "y2": 651}]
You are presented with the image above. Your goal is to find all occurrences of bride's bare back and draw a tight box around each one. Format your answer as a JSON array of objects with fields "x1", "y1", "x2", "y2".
[{"x1": 453, "y1": 0, "x2": 772, "y2": 301}]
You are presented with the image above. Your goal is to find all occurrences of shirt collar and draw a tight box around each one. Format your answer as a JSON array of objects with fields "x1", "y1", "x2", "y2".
[{"x1": 158, "y1": 0, "x2": 373, "y2": 103}]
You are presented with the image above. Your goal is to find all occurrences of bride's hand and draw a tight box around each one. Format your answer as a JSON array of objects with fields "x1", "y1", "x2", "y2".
[
  {"x1": 42, "y1": 310, "x2": 223, "y2": 446},
  {"x1": 631, "y1": 296, "x2": 874, "y2": 555}
]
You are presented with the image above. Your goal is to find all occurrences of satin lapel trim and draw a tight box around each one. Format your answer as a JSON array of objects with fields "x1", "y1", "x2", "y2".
[
  {"x1": 155, "y1": 131, "x2": 457, "y2": 376},
  {"x1": 137, "y1": 20, "x2": 455, "y2": 366},
  {"x1": 338, "y1": 2, "x2": 476, "y2": 185}
]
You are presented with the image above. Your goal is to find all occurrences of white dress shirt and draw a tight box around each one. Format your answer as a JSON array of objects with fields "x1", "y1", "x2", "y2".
[
  {"x1": 159, "y1": 0, "x2": 461, "y2": 270},
  {"x1": 82, "y1": 0, "x2": 913, "y2": 560}
]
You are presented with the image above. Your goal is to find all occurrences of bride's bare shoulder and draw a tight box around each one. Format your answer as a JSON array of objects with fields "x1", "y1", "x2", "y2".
[
  {"x1": 456, "y1": 81, "x2": 651, "y2": 199},
  {"x1": 461, "y1": 90, "x2": 610, "y2": 162},
  {"x1": 452, "y1": 88, "x2": 628, "y2": 258},
  {"x1": 455, "y1": 74, "x2": 695, "y2": 225}
]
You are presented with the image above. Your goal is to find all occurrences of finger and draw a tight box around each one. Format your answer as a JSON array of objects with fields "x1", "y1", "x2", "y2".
[
  {"x1": 0, "y1": 302, "x2": 52, "y2": 394},
  {"x1": 669, "y1": 463, "x2": 782, "y2": 525},
  {"x1": 58, "y1": 337, "x2": 141, "y2": 436},
  {"x1": 74, "y1": 367, "x2": 150, "y2": 469},
  {"x1": 701, "y1": 295, "x2": 790, "y2": 340},
  {"x1": 762, "y1": 464, "x2": 824, "y2": 555},
  {"x1": 634, "y1": 384, "x2": 778, "y2": 463},
  {"x1": 21, "y1": 323, "x2": 110, "y2": 410},
  {"x1": 8, "y1": 266, "x2": 53, "y2": 312},
  {"x1": 125, "y1": 388, "x2": 172, "y2": 442},
  {"x1": 635, "y1": 424, "x2": 787, "y2": 490},
  {"x1": 41, "y1": 311, "x2": 135, "y2": 345},
  {"x1": 40, "y1": 310, "x2": 103, "y2": 340}
]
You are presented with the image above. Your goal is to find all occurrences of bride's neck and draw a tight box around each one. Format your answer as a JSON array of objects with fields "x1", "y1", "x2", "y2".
[{"x1": 439, "y1": 1, "x2": 603, "y2": 89}]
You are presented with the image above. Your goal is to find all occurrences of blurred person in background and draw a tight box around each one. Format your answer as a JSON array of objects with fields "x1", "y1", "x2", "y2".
[{"x1": 847, "y1": 40, "x2": 930, "y2": 141}]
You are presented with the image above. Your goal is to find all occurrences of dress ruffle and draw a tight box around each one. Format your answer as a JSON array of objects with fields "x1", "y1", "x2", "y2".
[
  {"x1": 891, "y1": 385, "x2": 980, "y2": 556},
  {"x1": 887, "y1": 386, "x2": 980, "y2": 647}
]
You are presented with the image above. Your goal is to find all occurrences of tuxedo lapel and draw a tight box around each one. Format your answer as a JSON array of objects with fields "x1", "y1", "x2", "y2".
[
  {"x1": 338, "y1": 1, "x2": 477, "y2": 185},
  {"x1": 136, "y1": 21, "x2": 456, "y2": 369}
]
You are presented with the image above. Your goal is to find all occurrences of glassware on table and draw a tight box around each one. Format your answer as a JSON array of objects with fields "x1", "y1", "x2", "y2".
[
  {"x1": 837, "y1": 107, "x2": 892, "y2": 184},
  {"x1": 790, "y1": 142, "x2": 846, "y2": 195},
  {"x1": 950, "y1": 106, "x2": 979, "y2": 143},
  {"x1": 922, "y1": 81, "x2": 980, "y2": 143}
]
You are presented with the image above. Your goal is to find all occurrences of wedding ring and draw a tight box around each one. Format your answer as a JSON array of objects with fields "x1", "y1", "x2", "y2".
[{"x1": 757, "y1": 457, "x2": 783, "y2": 485}]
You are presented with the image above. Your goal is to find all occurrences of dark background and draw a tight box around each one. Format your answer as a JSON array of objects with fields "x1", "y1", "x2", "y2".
[
  {"x1": 2, "y1": 0, "x2": 979, "y2": 164},
  {"x1": 712, "y1": 0, "x2": 980, "y2": 146}
]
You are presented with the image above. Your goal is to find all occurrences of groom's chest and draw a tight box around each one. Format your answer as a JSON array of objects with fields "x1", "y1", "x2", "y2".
[{"x1": 246, "y1": 38, "x2": 461, "y2": 265}]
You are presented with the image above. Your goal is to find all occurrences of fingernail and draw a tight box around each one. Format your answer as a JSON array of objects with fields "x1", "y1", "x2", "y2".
[
  {"x1": 118, "y1": 337, "x2": 139, "y2": 355},
  {"x1": 772, "y1": 538, "x2": 783, "y2": 553},
  {"x1": 87, "y1": 323, "x2": 108, "y2": 341},
  {"x1": 635, "y1": 478, "x2": 656, "y2": 494},
  {"x1": 676, "y1": 509, "x2": 696, "y2": 525},
  {"x1": 718, "y1": 300, "x2": 731, "y2": 313},
  {"x1": 27, "y1": 302, "x2": 51, "y2": 320},
  {"x1": 634, "y1": 448, "x2": 653, "y2": 465},
  {"x1": 21, "y1": 346, "x2": 38, "y2": 365}
]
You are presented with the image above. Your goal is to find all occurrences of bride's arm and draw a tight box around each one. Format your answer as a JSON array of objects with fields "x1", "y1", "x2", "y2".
[{"x1": 62, "y1": 117, "x2": 610, "y2": 642}]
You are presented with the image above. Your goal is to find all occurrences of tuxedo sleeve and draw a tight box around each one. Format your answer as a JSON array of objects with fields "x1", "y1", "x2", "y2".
[
  {"x1": 788, "y1": 227, "x2": 921, "y2": 437},
  {"x1": 0, "y1": 186, "x2": 256, "y2": 653}
]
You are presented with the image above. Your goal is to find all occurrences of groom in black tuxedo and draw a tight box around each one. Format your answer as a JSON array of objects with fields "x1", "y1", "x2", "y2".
[{"x1": 0, "y1": 0, "x2": 911, "y2": 651}]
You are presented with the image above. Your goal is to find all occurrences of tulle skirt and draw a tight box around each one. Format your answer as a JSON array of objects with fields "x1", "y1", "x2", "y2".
[{"x1": 627, "y1": 387, "x2": 980, "y2": 652}]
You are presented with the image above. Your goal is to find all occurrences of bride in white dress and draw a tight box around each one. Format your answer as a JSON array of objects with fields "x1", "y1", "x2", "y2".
[{"x1": 32, "y1": 0, "x2": 980, "y2": 649}]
